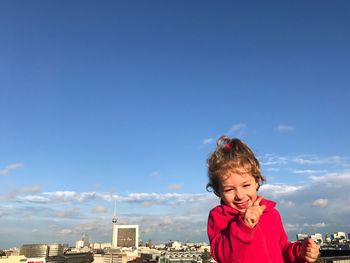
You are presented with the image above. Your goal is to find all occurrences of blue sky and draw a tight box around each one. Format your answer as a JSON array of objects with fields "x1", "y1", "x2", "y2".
[{"x1": 1, "y1": 1, "x2": 350, "y2": 248}]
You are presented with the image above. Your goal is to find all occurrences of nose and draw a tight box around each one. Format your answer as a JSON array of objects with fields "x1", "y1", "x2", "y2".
[{"x1": 234, "y1": 189, "x2": 244, "y2": 201}]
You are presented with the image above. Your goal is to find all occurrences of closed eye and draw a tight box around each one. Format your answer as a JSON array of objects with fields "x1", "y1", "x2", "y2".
[{"x1": 243, "y1": 184, "x2": 251, "y2": 188}]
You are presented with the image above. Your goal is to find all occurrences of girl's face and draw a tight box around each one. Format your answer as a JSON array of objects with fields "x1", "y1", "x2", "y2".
[{"x1": 219, "y1": 170, "x2": 259, "y2": 212}]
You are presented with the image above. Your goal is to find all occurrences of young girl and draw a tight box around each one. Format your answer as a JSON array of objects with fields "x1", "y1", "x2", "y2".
[{"x1": 206, "y1": 136, "x2": 319, "y2": 263}]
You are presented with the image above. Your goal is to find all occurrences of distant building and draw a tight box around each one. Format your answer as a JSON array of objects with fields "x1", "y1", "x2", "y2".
[
  {"x1": 18, "y1": 244, "x2": 93, "y2": 263},
  {"x1": 75, "y1": 241, "x2": 85, "y2": 249},
  {"x1": 166, "y1": 241, "x2": 182, "y2": 251},
  {"x1": 112, "y1": 225, "x2": 139, "y2": 249},
  {"x1": 91, "y1": 243, "x2": 111, "y2": 250},
  {"x1": 20, "y1": 244, "x2": 64, "y2": 258},
  {"x1": 325, "y1": 234, "x2": 332, "y2": 244},
  {"x1": 333, "y1": 232, "x2": 346, "y2": 240},
  {"x1": 159, "y1": 251, "x2": 202, "y2": 263},
  {"x1": 0, "y1": 255, "x2": 26, "y2": 263},
  {"x1": 81, "y1": 233, "x2": 89, "y2": 247},
  {"x1": 310, "y1": 233, "x2": 323, "y2": 246},
  {"x1": 319, "y1": 249, "x2": 350, "y2": 263},
  {"x1": 296, "y1": 234, "x2": 309, "y2": 241}
]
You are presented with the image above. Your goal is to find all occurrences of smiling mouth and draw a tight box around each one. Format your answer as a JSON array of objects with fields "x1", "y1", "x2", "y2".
[{"x1": 235, "y1": 201, "x2": 249, "y2": 209}]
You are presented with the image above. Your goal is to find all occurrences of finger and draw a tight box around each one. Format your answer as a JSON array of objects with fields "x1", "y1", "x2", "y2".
[
  {"x1": 306, "y1": 247, "x2": 317, "y2": 254},
  {"x1": 306, "y1": 238, "x2": 316, "y2": 246},
  {"x1": 304, "y1": 255, "x2": 316, "y2": 263},
  {"x1": 306, "y1": 242, "x2": 317, "y2": 249},
  {"x1": 309, "y1": 238, "x2": 317, "y2": 245},
  {"x1": 244, "y1": 218, "x2": 256, "y2": 228},
  {"x1": 306, "y1": 249, "x2": 318, "y2": 256},
  {"x1": 306, "y1": 245, "x2": 319, "y2": 252},
  {"x1": 259, "y1": 204, "x2": 266, "y2": 213},
  {"x1": 253, "y1": 196, "x2": 264, "y2": 206},
  {"x1": 306, "y1": 249, "x2": 319, "y2": 260},
  {"x1": 246, "y1": 211, "x2": 260, "y2": 221},
  {"x1": 304, "y1": 253, "x2": 318, "y2": 262},
  {"x1": 306, "y1": 250, "x2": 320, "y2": 258}
]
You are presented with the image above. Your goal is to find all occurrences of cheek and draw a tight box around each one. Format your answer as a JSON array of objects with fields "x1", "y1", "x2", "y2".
[
  {"x1": 221, "y1": 192, "x2": 233, "y2": 201},
  {"x1": 250, "y1": 189, "x2": 258, "y2": 199}
]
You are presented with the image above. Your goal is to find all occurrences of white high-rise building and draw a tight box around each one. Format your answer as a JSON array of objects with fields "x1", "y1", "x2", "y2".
[
  {"x1": 310, "y1": 233, "x2": 323, "y2": 245},
  {"x1": 76, "y1": 240, "x2": 85, "y2": 249},
  {"x1": 333, "y1": 231, "x2": 346, "y2": 240}
]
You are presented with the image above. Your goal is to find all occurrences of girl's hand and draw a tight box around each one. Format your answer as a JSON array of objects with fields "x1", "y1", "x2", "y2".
[
  {"x1": 300, "y1": 238, "x2": 320, "y2": 262},
  {"x1": 243, "y1": 196, "x2": 266, "y2": 228}
]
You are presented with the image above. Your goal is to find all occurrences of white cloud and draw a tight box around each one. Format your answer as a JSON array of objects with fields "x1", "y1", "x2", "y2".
[
  {"x1": 53, "y1": 207, "x2": 81, "y2": 218},
  {"x1": 260, "y1": 184, "x2": 304, "y2": 197},
  {"x1": 259, "y1": 154, "x2": 347, "y2": 168},
  {"x1": 313, "y1": 222, "x2": 327, "y2": 228},
  {"x1": 78, "y1": 219, "x2": 108, "y2": 232},
  {"x1": 202, "y1": 123, "x2": 247, "y2": 147},
  {"x1": 202, "y1": 138, "x2": 213, "y2": 145},
  {"x1": 17, "y1": 195, "x2": 50, "y2": 203},
  {"x1": 228, "y1": 123, "x2": 246, "y2": 136},
  {"x1": 5, "y1": 168, "x2": 350, "y2": 246},
  {"x1": 15, "y1": 191, "x2": 214, "y2": 206},
  {"x1": 2, "y1": 186, "x2": 42, "y2": 201},
  {"x1": 292, "y1": 155, "x2": 345, "y2": 165},
  {"x1": 0, "y1": 163, "x2": 23, "y2": 176},
  {"x1": 160, "y1": 217, "x2": 173, "y2": 226},
  {"x1": 303, "y1": 222, "x2": 327, "y2": 228},
  {"x1": 279, "y1": 199, "x2": 295, "y2": 208},
  {"x1": 312, "y1": 199, "x2": 329, "y2": 208},
  {"x1": 292, "y1": 169, "x2": 327, "y2": 175},
  {"x1": 310, "y1": 172, "x2": 350, "y2": 185},
  {"x1": 91, "y1": 205, "x2": 108, "y2": 213},
  {"x1": 284, "y1": 223, "x2": 301, "y2": 232},
  {"x1": 259, "y1": 154, "x2": 288, "y2": 166},
  {"x1": 275, "y1": 124, "x2": 295, "y2": 133},
  {"x1": 42, "y1": 191, "x2": 110, "y2": 203},
  {"x1": 59, "y1": 229, "x2": 73, "y2": 236}
]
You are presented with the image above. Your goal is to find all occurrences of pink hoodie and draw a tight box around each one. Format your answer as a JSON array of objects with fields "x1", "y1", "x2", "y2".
[{"x1": 207, "y1": 198, "x2": 306, "y2": 263}]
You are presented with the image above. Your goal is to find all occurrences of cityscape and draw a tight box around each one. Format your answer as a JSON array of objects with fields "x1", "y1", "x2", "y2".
[{"x1": 1, "y1": 210, "x2": 350, "y2": 263}]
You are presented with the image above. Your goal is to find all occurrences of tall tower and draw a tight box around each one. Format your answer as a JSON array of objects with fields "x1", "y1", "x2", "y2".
[{"x1": 111, "y1": 199, "x2": 118, "y2": 248}]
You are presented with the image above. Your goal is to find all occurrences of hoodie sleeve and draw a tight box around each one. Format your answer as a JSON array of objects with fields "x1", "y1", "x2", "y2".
[
  {"x1": 276, "y1": 211, "x2": 306, "y2": 263},
  {"x1": 207, "y1": 206, "x2": 257, "y2": 263}
]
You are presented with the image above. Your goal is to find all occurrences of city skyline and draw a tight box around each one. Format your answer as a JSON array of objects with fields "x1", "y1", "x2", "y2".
[{"x1": 1, "y1": 1, "x2": 350, "y2": 248}]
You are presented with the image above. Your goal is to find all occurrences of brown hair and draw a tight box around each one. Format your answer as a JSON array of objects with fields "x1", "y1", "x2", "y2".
[{"x1": 206, "y1": 136, "x2": 265, "y2": 197}]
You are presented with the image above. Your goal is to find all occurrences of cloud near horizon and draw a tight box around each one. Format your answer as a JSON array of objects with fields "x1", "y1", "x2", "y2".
[
  {"x1": 11, "y1": 191, "x2": 214, "y2": 206},
  {"x1": 1, "y1": 170, "x2": 349, "y2": 247}
]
